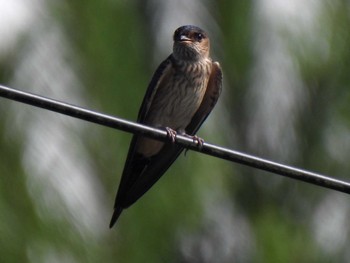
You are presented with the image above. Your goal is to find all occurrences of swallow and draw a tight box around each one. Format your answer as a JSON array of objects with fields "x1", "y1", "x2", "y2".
[{"x1": 109, "y1": 25, "x2": 222, "y2": 228}]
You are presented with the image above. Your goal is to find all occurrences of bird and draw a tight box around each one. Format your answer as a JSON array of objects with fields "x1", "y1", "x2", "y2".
[{"x1": 109, "y1": 25, "x2": 222, "y2": 228}]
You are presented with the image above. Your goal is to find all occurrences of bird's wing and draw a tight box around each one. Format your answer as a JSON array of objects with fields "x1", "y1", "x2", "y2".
[
  {"x1": 185, "y1": 61, "x2": 223, "y2": 135},
  {"x1": 137, "y1": 55, "x2": 173, "y2": 122},
  {"x1": 111, "y1": 56, "x2": 175, "y2": 212}
]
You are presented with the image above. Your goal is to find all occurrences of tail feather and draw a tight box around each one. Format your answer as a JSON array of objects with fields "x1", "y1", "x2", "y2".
[{"x1": 109, "y1": 206, "x2": 123, "y2": 228}]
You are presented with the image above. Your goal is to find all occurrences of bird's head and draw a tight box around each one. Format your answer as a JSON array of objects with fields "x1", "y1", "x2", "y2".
[{"x1": 173, "y1": 25, "x2": 210, "y2": 61}]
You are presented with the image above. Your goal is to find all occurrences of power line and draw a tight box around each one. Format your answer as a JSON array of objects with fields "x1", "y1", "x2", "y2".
[{"x1": 1, "y1": 84, "x2": 350, "y2": 194}]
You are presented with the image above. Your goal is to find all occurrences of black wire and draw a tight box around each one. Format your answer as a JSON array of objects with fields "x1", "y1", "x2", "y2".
[{"x1": 1, "y1": 84, "x2": 350, "y2": 194}]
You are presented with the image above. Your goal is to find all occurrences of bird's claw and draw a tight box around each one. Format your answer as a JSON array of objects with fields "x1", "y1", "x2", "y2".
[
  {"x1": 165, "y1": 127, "x2": 177, "y2": 143},
  {"x1": 184, "y1": 134, "x2": 205, "y2": 156},
  {"x1": 187, "y1": 134, "x2": 204, "y2": 148},
  {"x1": 195, "y1": 135, "x2": 204, "y2": 148}
]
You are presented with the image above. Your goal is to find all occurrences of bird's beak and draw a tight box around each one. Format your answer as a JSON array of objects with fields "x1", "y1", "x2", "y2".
[{"x1": 179, "y1": 35, "x2": 191, "y2": 42}]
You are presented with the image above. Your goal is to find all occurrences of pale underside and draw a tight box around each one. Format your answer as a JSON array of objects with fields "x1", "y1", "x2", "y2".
[{"x1": 136, "y1": 58, "x2": 212, "y2": 157}]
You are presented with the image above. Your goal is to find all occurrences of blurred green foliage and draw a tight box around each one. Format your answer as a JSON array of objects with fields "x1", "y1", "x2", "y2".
[{"x1": 1, "y1": 0, "x2": 350, "y2": 262}]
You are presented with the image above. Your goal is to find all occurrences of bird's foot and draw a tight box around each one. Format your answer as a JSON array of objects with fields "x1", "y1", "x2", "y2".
[
  {"x1": 165, "y1": 127, "x2": 177, "y2": 143},
  {"x1": 192, "y1": 135, "x2": 205, "y2": 148},
  {"x1": 184, "y1": 134, "x2": 205, "y2": 148},
  {"x1": 184, "y1": 134, "x2": 205, "y2": 156}
]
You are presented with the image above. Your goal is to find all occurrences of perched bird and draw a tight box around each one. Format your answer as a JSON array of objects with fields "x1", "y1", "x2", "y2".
[{"x1": 110, "y1": 25, "x2": 222, "y2": 228}]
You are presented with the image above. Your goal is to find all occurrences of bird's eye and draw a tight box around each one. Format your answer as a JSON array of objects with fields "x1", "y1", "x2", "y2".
[{"x1": 194, "y1": 33, "x2": 204, "y2": 42}]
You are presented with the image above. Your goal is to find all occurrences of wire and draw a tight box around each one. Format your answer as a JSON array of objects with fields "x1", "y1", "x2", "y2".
[{"x1": 1, "y1": 84, "x2": 350, "y2": 194}]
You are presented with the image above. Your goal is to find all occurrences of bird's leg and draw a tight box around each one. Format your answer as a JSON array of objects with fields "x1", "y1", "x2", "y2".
[{"x1": 165, "y1": 127, "x2": 177, "y2": 143}]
